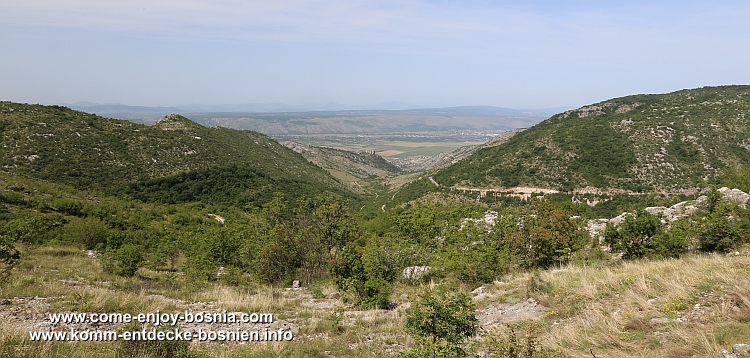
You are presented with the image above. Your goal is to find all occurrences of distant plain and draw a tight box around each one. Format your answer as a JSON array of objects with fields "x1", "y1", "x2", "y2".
[{"x1": 273, "y1": 131, "x2": 495, "y2": 160}]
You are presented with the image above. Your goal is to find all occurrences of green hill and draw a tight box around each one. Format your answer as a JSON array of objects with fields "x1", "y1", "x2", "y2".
[
  {"x1": 428, "y1": 85, "x2": 750, "y2": 193},
  {"x1": 0, "y1": 102, "x2": 355, "y2": 205}
]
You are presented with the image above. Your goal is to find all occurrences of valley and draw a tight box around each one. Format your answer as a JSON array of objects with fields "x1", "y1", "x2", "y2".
[
  {"x1": 273, "y1": 130, "x2": 495, "y2": 162},
  {"x1": 2, "y1": 85, "x2": 750, "y2": 357}
]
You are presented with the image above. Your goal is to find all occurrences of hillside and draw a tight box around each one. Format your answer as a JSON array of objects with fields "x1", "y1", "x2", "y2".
[
  {"x1": 428, "y1": 85, "x2": 750, "y2": 193},
  {"x1": 1, "y1": 169, "x2": 747, "y2": 357},
  {"x1": 283, "y1": 141, "x2": 401, "y2": 194},
  {"x1": 0, "y1": 102, "x2": 354, "y2": 205}
]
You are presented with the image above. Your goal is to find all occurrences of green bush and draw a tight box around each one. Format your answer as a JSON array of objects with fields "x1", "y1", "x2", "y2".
[
  {"x1": 433, "y1": 222, "x2": 509, "y2": 285},
  {"x1": 403, "y1": 286, "x2": 478, "y2": 357},
  {"x1": 102, "y1": 244, "x2": 144, "y2": 277},
  {"x1": 503, "y1": 200, "x2": 588, "y2": 268},
  {"x1": 698, "y1": 213, "x2": 743, "y2": 253},
  {"x1": 603, "y1": 209, "x2": 665, "y2": 259},
  {"x1": 330, "y1": 246, "x2": 393, "y2": 309},
  {"x1": 721, "y1": 161, "x2": 750, "y2": 192},
  {"x1": 0, "y1": 234, "x2": 20, "y2": 280},
  {"x1": 650, "y1": 218, "x2": 693, "y2": 258},
  {"x1": 0, "y1": 214, "x2": 66, "y2": 245},
  {"x1": 63, "y1": 217, "x2": 108, "y2": 250},
  {"x1": 183, "y1": 251, "x2": 218, "y2": 282}
]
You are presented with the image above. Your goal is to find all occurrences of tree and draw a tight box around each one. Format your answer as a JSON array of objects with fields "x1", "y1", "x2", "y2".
[
  {"x1": 402, "y1": 286, "x2": 478, "y2": 357},
  {"x1": 504, "y1": 200, "x2": 588, "y2": 268},
  {"x1": 603, "y1": 209, "x2": 664, "y2": 259},
  {"x1": 330, "y1": 245, "x2": 392, "y2": 309},
  {"x1": 114, "y1": 244, "x2": 143, "y2": 277},
  {"x1": 0, "y1": 235, "x2": 20, "y2": 280},
  {"x1": 310, "y1": 192, "x2": 357, "y2": 254}
]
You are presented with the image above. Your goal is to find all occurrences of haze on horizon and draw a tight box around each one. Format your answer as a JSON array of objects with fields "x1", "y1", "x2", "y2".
[{"x1": 1, "y1": 0, "x2": 749, "y2": 110}]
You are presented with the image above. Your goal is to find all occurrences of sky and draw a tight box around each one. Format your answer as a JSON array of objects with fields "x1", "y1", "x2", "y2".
[{"x1": 1, "y1": 0, "x2": 750, "y2": 109}]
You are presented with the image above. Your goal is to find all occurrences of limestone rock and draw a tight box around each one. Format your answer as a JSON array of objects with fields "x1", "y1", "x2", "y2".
[{"x1": 402, "y1": 266, "x2": 430, "y2": 280}]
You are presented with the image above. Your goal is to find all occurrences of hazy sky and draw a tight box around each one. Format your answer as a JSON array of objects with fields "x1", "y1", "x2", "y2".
[{"x1": 2, "y1": 1, "x2": 749, "y2": 109}]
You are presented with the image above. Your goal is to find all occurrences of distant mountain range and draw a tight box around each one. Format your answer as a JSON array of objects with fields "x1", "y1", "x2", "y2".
[
  {"x1": 63, "y1": 101, "x2": 568, "y2": 117},
  {"x1": 58, "y1": 102, "x2": 566, "y2": 134}
]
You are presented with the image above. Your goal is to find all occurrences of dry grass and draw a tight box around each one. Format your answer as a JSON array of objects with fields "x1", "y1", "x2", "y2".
[
  {"x1": 4, "y1": 244, "x2": 750, "y2": 357},
  {"x1": 197, "y1": 284, "x2": 298, "y2": 313},
  {"x1": 480, "y1": 251, "x2": 750, "y2": 357}
]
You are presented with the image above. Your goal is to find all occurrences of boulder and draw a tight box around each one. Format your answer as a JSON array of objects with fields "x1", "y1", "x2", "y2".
[
  {"x1": 719, "y1": 187, "x2": 750, "y2": 208},
  {"x1": 733, "y1": 344, "x2": 749, "y2": 355},
  {"x1": 402, "y1": 266, "x2": 431, "y2": 280}
]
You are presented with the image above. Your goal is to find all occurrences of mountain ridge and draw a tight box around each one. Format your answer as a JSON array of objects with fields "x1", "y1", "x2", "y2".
[
  {"x1": 389, "y1": 85, "x2": 750, "y2": 204},
  {"x1": 0, "y1": 102, "x2": 355, "y2": 205}
]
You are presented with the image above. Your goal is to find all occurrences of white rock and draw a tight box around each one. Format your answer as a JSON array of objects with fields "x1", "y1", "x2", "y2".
[
  {"x1": 733, "y1": 344, "x2": 750, "y2": 354},
  {"x1": 649, "y1": 317, "x2": 670, "y2": 325},
  {"x1": 402, "y1": 266, "x2": 431, "y2": 280}
]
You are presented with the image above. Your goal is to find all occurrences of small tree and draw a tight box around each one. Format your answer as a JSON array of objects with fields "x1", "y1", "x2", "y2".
[
  {"x1": 330, "y1": 246, "x2": 392, "y2": 309},
  {"x1": 603, "y1": 209, "x2": 664, "y2": 259},
  {"x1": 64, "y1": 217, "x2": 108, "y2": 250},
  {"x1": 102, "y1": 244, "x2": 143, "y2": 277},
  {"x1": 401, "y1": 286, "x2": 478, "y2": 357},
  {"x1": 504, "y1": 200, "x2": 588, "y2": 268},
  {"x1": 0, "y1": 235, "x2": 20, "y2": 281}
]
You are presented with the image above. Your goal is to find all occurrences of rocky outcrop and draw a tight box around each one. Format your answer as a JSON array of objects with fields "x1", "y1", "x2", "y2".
[
  {"x1": 402, "y1": 266, "x2": 431, "y2": 280},
  {"x1": 718, "y1": 187, "x2": 750, "y2": 208},
  {"x1": 461, "y1": 211, "x2": 498, "y2": 231},
  {"x1": 585, "y1": 187, "x2": 749, "y2": 239}
]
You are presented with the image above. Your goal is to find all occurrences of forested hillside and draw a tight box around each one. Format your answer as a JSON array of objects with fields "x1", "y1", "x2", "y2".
[{"x1": 0, "y1": 102, "x2": 354, "y2": 206}]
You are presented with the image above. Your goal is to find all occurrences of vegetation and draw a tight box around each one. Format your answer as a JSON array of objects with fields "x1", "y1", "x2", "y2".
[
  {"x1": 401, "y1": 286, "x2": 478, "y2": 357},
  {"x1": 0, "y1": 234, "x2": 20, "y2": 280},
  {"x1": 1, "y1": 87, "x2": 749, "y2": 357},
  {"x1": 0, "y1": 102, "x2": 354, "y2": 207},
  {"x1": 721, "y1": 161, "x2": 750, "y2": 192},
  {"x1": 412, "y1": 85, "x2": 750, "y2": 193}
]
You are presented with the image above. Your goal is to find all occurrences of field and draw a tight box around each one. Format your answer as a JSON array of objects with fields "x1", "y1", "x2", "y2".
[{"x1": 272, "y1": 131, "x2": 495, "y2": 160}]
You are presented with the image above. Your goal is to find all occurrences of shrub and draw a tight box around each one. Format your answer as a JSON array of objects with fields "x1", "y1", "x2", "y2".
[
  {"x1": 433, "y1": 222, "x2": 509, "y2": 285},
  {"x1": 183, "y1": 251, "x2": 217, "y2": 282},
  {"x1": 721, "y1": 162, "x2": 750, "y2": 193},
  {"x1": 102, "y1": 244, "x2": 144, "y2": 277},
  {"x1": 402, "y1": 286, "x2": 478, "y2": 357},
  {"x1": 603, "y1": 209, "x2": 665, "y2": 259},
  {"x1": 697, "y1": 213, "x2": 743, "y2": 253},
  {"x1": 0, "y1": 235, "x2": 20, "y2": 280},
  {"x1": 63, "y1": 217, "x2": 108, "y2": 250},
  {"x1": 503, "y1": 200, "x2": 588, "y2": 268},
  {"x1": 330, "y1": 246, "x2": 393, "y2": 309},
  {"x1": 650, "y1": 218, "x2": 693, "y2": 258}
]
